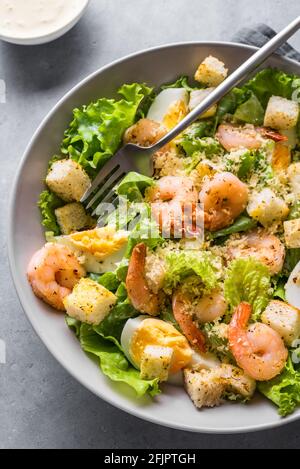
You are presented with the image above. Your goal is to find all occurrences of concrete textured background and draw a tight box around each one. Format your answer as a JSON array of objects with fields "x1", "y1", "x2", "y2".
[{"x1": 1, "y1": 0, "x2": 300, "y2": 449}]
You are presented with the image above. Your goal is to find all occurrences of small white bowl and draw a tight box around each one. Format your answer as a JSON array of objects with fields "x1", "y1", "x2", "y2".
[{"x1": 0, "y1": 0, "x2": 90, "y2": 46}]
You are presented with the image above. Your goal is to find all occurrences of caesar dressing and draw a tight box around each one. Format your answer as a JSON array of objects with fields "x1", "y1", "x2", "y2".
[{"x1": 0, "y1": 0, "x2": 87, "y2": 39}]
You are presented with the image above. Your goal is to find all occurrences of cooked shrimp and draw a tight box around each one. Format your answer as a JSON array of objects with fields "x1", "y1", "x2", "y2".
[
  {"x1": 123, "y1": 118, "x2": 167, "y2": 147},
  {"x1": 192, "y1": 290, "x2": 228, "y2": 323},
  {"x1": 228, "y1": 302, "x2": 288, "y2": 381},
  {"x1": 227, "y1": 229, "x2": 285, "y2": 275},
  {"x1": 146, "y1": 176, "x2": 199, "y2": 236},
  {"x1": 126, "y1": 243, "x2": 159, "y2": 316},
  {"x1": 27, "y1": 243, "x2": 86, "y2": 311},
  {"x1": 172, "y1": 289, "x2": 206, "y2": 352},
  {"x1": 216, "y1": 124, "x2": 287, "y2": 151},
  {"x1": 199, "y1": 172, "x2": 248, "y2": 231}
]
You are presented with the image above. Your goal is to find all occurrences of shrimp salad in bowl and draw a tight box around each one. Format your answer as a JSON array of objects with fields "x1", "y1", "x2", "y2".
[{"x1": 27, "y1": 54, "x2": 300, "y2": 417}]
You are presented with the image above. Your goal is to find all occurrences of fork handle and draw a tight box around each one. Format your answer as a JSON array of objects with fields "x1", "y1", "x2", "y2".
[{"x1": 150, "y1": 16, "x2": 300, "y2": 151}]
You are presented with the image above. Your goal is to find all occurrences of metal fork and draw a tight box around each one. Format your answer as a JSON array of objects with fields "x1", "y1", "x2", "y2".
[{"x1": 81, "y1": 16, "x2": 300, "y2": 221}]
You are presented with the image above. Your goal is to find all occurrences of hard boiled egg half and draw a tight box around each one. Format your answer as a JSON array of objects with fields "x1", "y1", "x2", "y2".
[
  {"x1": 286, "y1": 260, "x2": 300, "y2": 309},
  {"x1": 121, "y1": 316, "x2": 220, "y2": 384},
  {"x1": 54, "y1": 226, "x2": 128, "y2": 274},
  {"x1": 121, "y1": 316, "x2": 192, "y2": 378},
  {"x1": 147, "y1": 88, "x2": 189, "y2": 130}
]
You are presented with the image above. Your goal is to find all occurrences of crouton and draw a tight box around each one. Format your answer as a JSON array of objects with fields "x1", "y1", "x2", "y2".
[
  {"x1": 140, "y1": 345, "x2": 173, "y2": 381},
  {"x1": 46, "y1": 159, "x2": 91, "y2": 202},
  {"x1": 194, "y1": 56, "x2": 228, "y2": 86},
  {"x1": 284, "y1": 219, "x2": 300, "y2": 249},
  {"x1": 264, "y1": 96, "x2": 299, "y2": 130},
  {"x1": 219, "y1": 364, "x2": 256, "y2": 399},
  {"x1": 64, "y1": 278, "x2": 117, "y2": 326},
  {"x1": 189, "y1": 88, "x2": 217, "y2": 118},
  {"x1": 55, "y1": 203, "x2": 92, "y2": 235},
  {"x1": 184, "y1": 368, "x2": 225, "y2": 409},
  {"x1": 261, "y1": 300, "x2": 300, "y2": 346},
  {"x1": 288, "y1": 162, "x2": 300, "y2": 197},
  {"x1": 247, "y1": 188, "x2": 289, "y2": 226}
]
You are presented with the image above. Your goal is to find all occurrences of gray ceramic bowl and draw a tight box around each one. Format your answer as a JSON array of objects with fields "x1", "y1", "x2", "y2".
[{"x1": 8, "y1": 42, "x2": 300, "y2": 433}]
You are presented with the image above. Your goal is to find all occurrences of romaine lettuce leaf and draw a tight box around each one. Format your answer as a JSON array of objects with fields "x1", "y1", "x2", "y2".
[
  {"x1": 215, "y1": 87, "x2": 249, "y2": 124},
  {"x1": 211, "y1": 215, "x2": 256, "y2": 239},
  {"x1": 38, "y1": 190, "x2": 64, "y2": 236},
  {"x1": 116, "y1": 172, "x2": 154, "y2": 202},
  {"x1": 243, "y1": 68, "x2": 299, "y2": 107},
  {"x1": 94, "y1": 300, "x2": 138, "y2": 343},
  {"x1": 288, "y1": 201, "x2": 300, "y2": 220},
  {"x1": 258, "y1": 356, "x2": 300, "y2": 416},
  {"x1": 125, "y1": 206, "x2": 164, "y2": 257},
  {"x1": 284, "y1": 248, "x2": 300, "y2": 275},
  {"x1": 161, "y1": 75, "x2": 198, "y2": 92},
  {"x1": 224, "y1": 258, "x2": 272, "y2": 321},
  {"x1": 89, "y1": 272, "x2": 120, "y2": 292},
  {"x1": 61, "y1": 83, "x2": 153, "y2": 176},
  {"x1": 233, "y1": 92, "x2": 264, "y2": 125},
  {"x1": 79, "y1": 324, "x2": 160, "y2": 397},
  {"x1": 164, "y1": 250, "x2": 218, "y2": 293},
  {"x1": 180, "y1": 133, "x2": 222, "y2": 158}
]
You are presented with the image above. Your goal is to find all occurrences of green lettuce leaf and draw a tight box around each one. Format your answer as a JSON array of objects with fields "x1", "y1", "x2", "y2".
[
  {"x1": 65, "y1": 316, "x2": 81, "y2": 337},
  {"x1": 125, "y1": 205, "x2": 164, "y2": 257},
  {"x1": 116, "y1": 172, "x2": 154, "y2": 202},
  {"x1": 161, "y1": 75, "x2": 197, "y2": 92},
  {"x1": 258, "y1": 356, "x2": 300, "y2": 416},
  {"x1": 180, "y1": 133, "x2": 222, "y2": 158},
  {"x1": 288, "y1": 201, "x2": 300, "y2": 220},
  {"x1": 211, "y1": 215, "x2": 257, "y2": 239},
  {"x1": 273, "y1": 279, "x2": 287, "y2": 301},
  {"x1": 233, "y1": 92, "x2": 264, "y2": 125},
  {"x1": 243, "y1": 68, "x2": 299, "y2": 107},
  {"x1": 215, "y1": 87, "x2": 249, "y2": 125},
  {"x1": 89, "y1": 272, "x2": 120, "y2": 292},
  {"x1": 38, "y1": 190, "x2": 64, "y2": 236},
  {"x1": 164, "y1": 250, "x2": 218, "y2": 293},
  {"x1": 94, "y1": 300, "x2": 138, "y2": 343},
  {"x1": 224, "y1": 258, "x2": 272, "y2": 321},
  {"x1": 79, "y1": 324, "x2": 160, "y2": 397},
  {"x1": 61, "y1": 83, "x2": 153, "y2": 176},
  {"x1": 284, "y1": 249, "x2": 300, "y2": 275}
]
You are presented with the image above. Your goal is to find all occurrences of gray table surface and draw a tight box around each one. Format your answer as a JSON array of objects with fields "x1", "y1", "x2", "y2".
[{"x1": 1, "y1": 0, "x2": 300, "y2": 449}]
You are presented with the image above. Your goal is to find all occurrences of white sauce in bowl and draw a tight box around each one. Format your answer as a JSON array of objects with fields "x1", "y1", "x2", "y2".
[{"x1": 0, "y1": 0, "x2": 87, "y2": 39}]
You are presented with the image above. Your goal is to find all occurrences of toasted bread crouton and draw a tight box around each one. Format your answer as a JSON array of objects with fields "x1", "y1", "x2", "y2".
[
  {"x1": 219, "y1": 364, "x2": 256, "y2": 399},
  {"x1": 261, "y1": 300, "x2": 300, "y2": 346},
  {"x1": 284, "y1": 219, "x2": 300, "y2": 249},
  {"x1": 194, "y1": 56, "x2": 228, "y2": 86},
  {"x1": 64, "y1": 278, "x2": 117, "y2": 326},
  {"x1": 55, "y1": 202, "x2": 93, "y2": 235},
  {"x1": 264, "y1": 96, "x2": 299, "y2": 130},
  {"x1": 140, "y1": 345, "x2": 173, "y2": 381},
  {"x1": 46, "y1": 159, "x2": 91, "y2": 202},
  {"x1": 247, "y1": 188, "x2": 289, "y2": 226},
  {"x1": 184, "y1": 368, "x2": 224, "y2": 409}
]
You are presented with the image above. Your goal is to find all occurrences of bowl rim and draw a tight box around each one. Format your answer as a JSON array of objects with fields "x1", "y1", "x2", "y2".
[
  {"x1": 8, "y1": 40, "x2": 300, "y2": 434},
  {"x1": 0, "y1": 0, "x2": 90, "y2": 44}
]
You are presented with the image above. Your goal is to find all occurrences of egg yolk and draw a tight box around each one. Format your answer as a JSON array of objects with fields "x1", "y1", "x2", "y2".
[
  {"x1": 163, "y1": 100, "x2": 187, "y2": 131},
  {"x1": 130, "y1": 318, "x2": 192, "y2": 374},
  {"x1": 69, "y1": 226, "x2": 128, "y2": 260}
]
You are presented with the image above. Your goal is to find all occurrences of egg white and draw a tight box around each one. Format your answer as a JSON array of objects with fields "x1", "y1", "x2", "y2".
[
  {"x1": 121, "y1": 316, "x2": 148, "y2": 369},
  {"x1": 147, "y1": 88, "x2": 189, "y2": 123}
]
